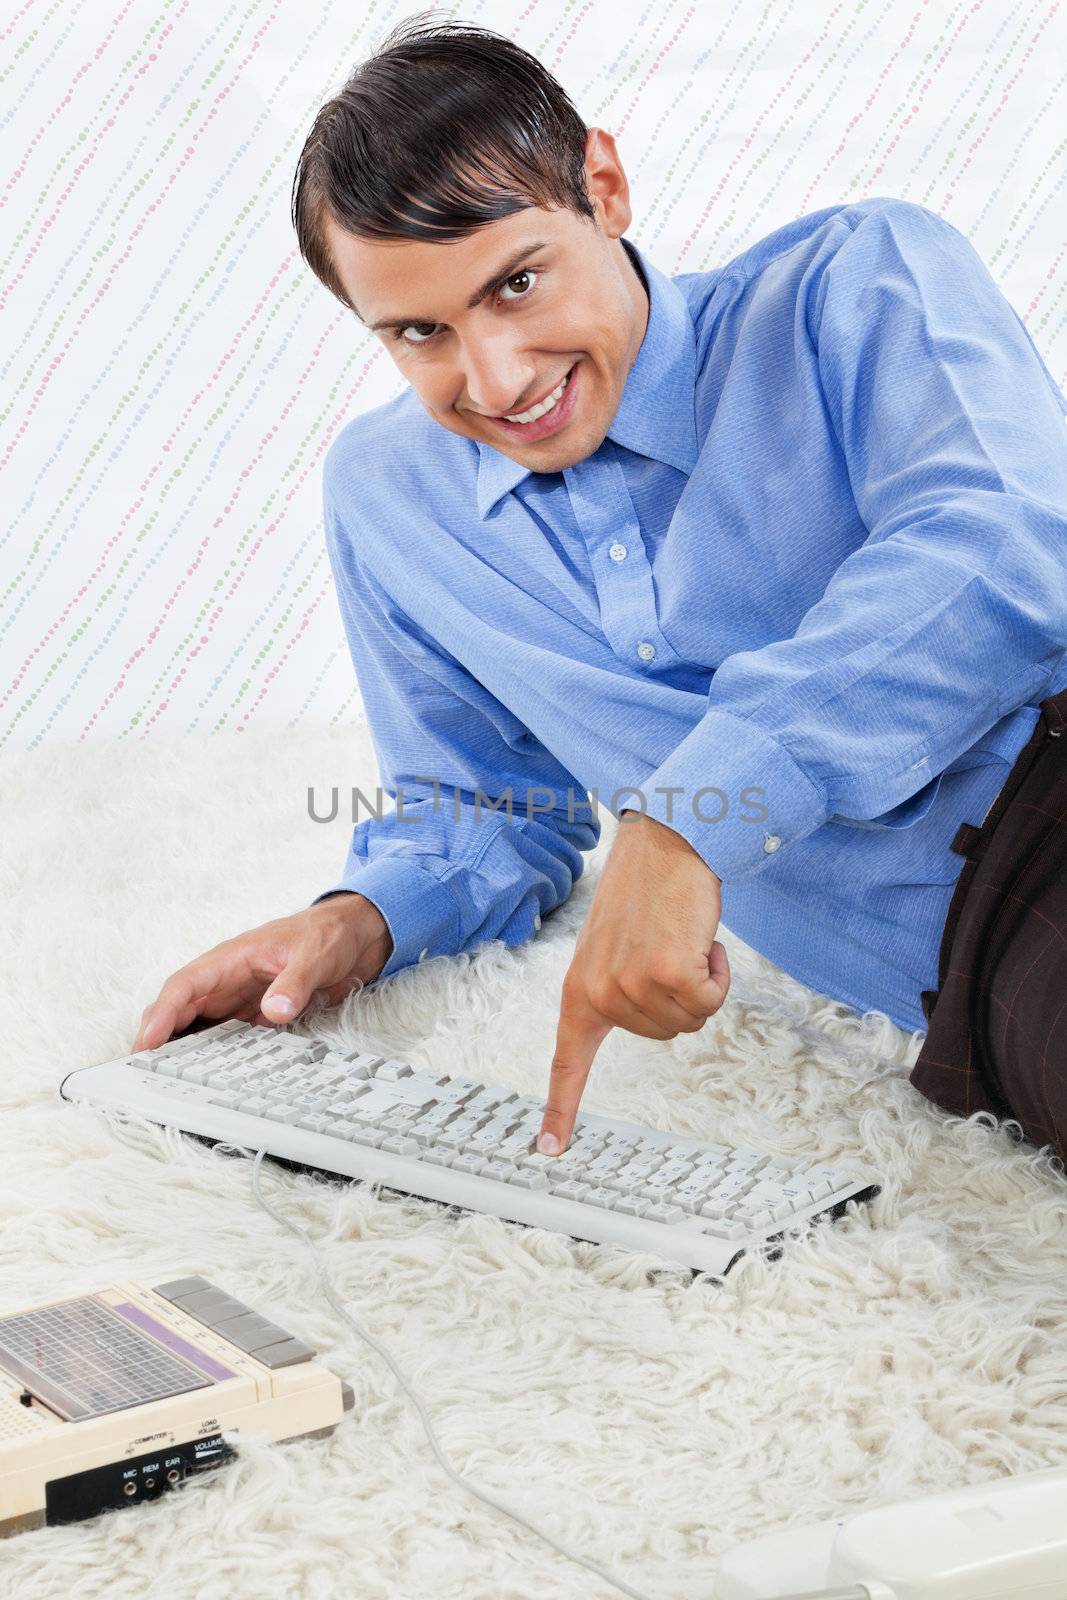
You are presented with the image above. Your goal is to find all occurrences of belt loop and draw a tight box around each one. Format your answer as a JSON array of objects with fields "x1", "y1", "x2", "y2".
[{"x1": 951, "y1": 821, "x2": 985, "y2": 859}]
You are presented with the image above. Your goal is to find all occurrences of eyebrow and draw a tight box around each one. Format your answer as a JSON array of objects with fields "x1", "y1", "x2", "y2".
[{"x1": 359, "y1": 240, "x2": 552, "y2": 333}]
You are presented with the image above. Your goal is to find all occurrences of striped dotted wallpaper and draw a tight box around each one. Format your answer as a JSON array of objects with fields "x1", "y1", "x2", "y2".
[{"x1": 2, "y1": 1, "x2": 1066, "y2": 750}]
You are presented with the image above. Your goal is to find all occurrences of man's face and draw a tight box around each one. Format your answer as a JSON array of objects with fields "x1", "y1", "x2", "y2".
[{"x1": 322, "y1": 129, "x2": 649, "y2": 474}]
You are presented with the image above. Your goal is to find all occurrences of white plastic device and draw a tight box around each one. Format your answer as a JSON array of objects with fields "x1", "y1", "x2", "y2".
[{"x1": 712, "y1": 1463, "x2": 1067, "y2": 1599}]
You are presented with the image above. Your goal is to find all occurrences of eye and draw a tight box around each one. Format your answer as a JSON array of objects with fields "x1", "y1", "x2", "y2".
[
  {"x1": 499, "y1": 267, "x2": 539, "y2": 302},
  {"x1": 395, "y1": 322, "x2": 438, "y2": 346}
]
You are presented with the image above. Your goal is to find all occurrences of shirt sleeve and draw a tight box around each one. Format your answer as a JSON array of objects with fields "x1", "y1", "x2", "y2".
[
  {"x1": 311, "y1": 461, "x2": 601, "y2": 978},
  {"x1": 642, "y1": 198, "x2": 1067, "y2": 881}
]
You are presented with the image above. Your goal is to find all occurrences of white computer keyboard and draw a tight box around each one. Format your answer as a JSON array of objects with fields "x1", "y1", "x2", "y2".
[{"x1": 59, "y1": 1021, "x2": 881, "y2": 1276}]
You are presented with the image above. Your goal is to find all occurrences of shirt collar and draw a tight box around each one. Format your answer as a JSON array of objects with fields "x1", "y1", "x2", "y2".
[{"x1": 474, "y1": 235, "x2": 699, "y2": 520}]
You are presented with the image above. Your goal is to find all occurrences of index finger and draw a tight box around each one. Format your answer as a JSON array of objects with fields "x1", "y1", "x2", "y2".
[
  {"x1": 132, "y1": 959, "x2": 222, "y2": 1052},
  {"x1": 538, "y1": 989, "x2": 612, "y2": 1156}
]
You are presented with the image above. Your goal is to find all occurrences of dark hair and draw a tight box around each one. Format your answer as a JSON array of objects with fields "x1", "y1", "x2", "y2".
[{"x1": 291, "y1": 11, "x2": 596, "y2": 312}]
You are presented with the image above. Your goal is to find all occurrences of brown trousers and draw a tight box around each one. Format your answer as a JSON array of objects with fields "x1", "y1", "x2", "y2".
[{"x1": 910, "y1": 686, "x2": 1067, "y2": 1163}]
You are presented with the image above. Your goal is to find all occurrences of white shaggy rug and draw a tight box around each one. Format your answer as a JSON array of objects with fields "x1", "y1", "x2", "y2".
[{"x1": 3, "y1": 722, "x2": 1067, "y2": 1600}]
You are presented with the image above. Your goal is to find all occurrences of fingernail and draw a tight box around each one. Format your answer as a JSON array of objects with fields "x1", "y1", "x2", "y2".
[
  {"x1": 537, "y1": 1131, "x2": 560, "y2": 1155},
  {"x1": 264, "y1": 995, "x2": 295, "y2": 1018}
]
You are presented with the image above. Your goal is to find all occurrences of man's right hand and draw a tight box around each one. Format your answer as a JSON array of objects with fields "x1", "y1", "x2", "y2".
[{"x1": 131, "y1": 894, "x2": 393, "y2": 1052}]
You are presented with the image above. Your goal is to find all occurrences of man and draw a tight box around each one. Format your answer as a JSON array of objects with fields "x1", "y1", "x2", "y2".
[{"x1": 133, "y1": 19, "x2": 1067, "y2": 1159}]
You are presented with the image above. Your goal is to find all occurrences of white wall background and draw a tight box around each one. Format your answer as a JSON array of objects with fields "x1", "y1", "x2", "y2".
[{"x1": 3, "y1": 0, "x2": 1066, "y2": 751}]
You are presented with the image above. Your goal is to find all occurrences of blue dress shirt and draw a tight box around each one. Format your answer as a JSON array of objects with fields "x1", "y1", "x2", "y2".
[{"x1": 314, "y1": 197, "x2": 1067, "y2": 1035}]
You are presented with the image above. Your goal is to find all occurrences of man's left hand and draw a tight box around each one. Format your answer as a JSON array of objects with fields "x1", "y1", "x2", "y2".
[{"x1": 538, "y1": 811, "x2": 731, "y2": 1154}]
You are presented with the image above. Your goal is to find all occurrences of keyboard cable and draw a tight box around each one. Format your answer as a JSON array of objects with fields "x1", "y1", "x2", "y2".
[
  {"x1": 236, "y1": 1144, "x2": 658, "y2": 1599},
  {"x1": 218, "y1": 1141, "x2": 878, "y2": 1600}
]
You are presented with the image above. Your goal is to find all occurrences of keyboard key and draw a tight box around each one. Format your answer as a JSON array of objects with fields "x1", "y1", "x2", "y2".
[
  {"x1": 737, "y1": 1206, "x2": 775, "y2": 1229},
  {"x1": 400, "y1": 1071, "x2": 452, "y2": 1098},
  {"x1": 307, "y1": 1069, "x2": 349, "y2": 1091},
  {"x1": 434, "y1": 1077, "x2": 482, "y2": 1104},
  {"x1": 507, "y1": 1097, "x2": 543, "y2": 1121},
  {"x1": 149, "y1": 1058, "x2": 190, "y2": 1079},
  {"x1": 725, "y1": 1151, "x2": 768, "y2": 1172},
  {"x1": 347, "y1": 1089, "x2": 406, "y2": 1121},
  {"x1": 703, "y1": 1173, "x2": 755, "y2": 1205},
  {"x1": 347, "y1": 1126, "x2": 385, "y2": 1147},
  {"x1": 332, "y1": 1047, "x2": 383, "y2": 1064},
  {"x1": 805, "y1": 1164, "x2": 855, "y2": 1187},
  {"x1": 150, "y1": 1034, "x2": 219, "y2": 1059},
  {"x1": 203, "y1": 1090, "x2": 241, "y2": 1109},
  {"x1": 692, "y1": 1217, "x2": 747, "y2": 1240},
  {"x1": 437, "y1": 1126, "x2": 475, "y2": 1150},
  {"x1": 208, "y1": 1071, "x2": 246, "y2": 1089},
  {"x1": 519, "y1": 1151, "x2": 556, "y2": 1172},
  {"x1": 324, "y1": 1052, "x2": 380, "y2": 1078},
  {"x1": 416, "y1": 1104, "x2": 462, "y2": 1131},
  {"x1": 237, "y1": 1095, "x2": 271, "y2": 1117},
  {"x1": 583, "y1": 1152, "x2": 628, "y2": 1182},
  {"x1": 464, "y1": 1088, "x2": 515, "y2": 1116},
  {"x1": 552, "y1": 1180, "x2": 594, "y2": 1203},
  {"x1": 468, "y1": 1118, "x2": 521, "y2": 1150},
  {"x1": 644, "y1": 1202, "x2": 684, "y2": 1224},
  {"x1": 479, "y1": 1159, "x2": 516, "y2": 1183},
  {"x1": 509, "y1": 1170, "x2": 549, "y2": 1190},
  {"x1": 495, "y1": 1130, "x2": 537, "y2": 1160},
  {"x1": 379, "y1": 1111, "x2": 420, "y2": 1134},
  {"x1": 331, "y1": 1095, "x2": 368, "y2": 1116},
  {"x1": 551, "y1": 1152, "x2": 596, "y2": 1178},
  {"x1": 744, "y1": 1179, "x2": 808, "y2": 1212},
  {"x1": 612, "y1": 1159, "x2": 662, "y2": 1187},
  {"x1": 375, "y1": 1060, "x2": 414, "y2": 1082}
]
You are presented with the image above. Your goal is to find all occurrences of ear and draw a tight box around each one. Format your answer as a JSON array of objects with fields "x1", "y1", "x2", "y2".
[{"x1": 582, "y1": 127, "x2": 633, "y2": 238}]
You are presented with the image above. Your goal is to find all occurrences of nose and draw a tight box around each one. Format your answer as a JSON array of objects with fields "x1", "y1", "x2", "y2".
[{"x1": 459, "y1": 332, "x2": 534, "y2": 418}]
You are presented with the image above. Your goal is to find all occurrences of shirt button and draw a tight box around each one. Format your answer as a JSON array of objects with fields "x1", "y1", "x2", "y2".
[
  {"x1": 418, "y1": 947, "x2": 429, "y2": 962},
  {"x1": 533, "y1": 914, "x2": 542, "y2": 931},
  {"x1": 609, "y1": 542, "x2": 628, "y2": 562},
  {"x1": 637, "y1": 641, "x2": 656, "y2": 662},
  {"x1": 762, "y1": 835, "x2": 782, "y2": 853}
]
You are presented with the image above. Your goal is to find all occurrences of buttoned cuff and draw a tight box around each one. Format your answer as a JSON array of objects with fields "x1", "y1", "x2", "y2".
[
  {"x1": 637, "y1": 709, "x2": 829, "y2": 880},
  {"x1": 311, "y1": 855, "x2": 460, "y2": 978}
]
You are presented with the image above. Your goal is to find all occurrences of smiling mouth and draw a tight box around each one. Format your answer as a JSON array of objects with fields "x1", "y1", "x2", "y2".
[{"x1": 494, "y1": 364, "x2": 575, "y2": 424}]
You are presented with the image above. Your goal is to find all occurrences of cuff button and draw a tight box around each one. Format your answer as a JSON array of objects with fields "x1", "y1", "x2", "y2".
[
  {"x1": 417, "y1": 947, "x2": 429, "y2": 962},
  {"x1": 762, "y1": 834, "x2": 782, "y2": 853},
  {"x1": 533, "y1": 914, "x2": 542, "y2": 931}
]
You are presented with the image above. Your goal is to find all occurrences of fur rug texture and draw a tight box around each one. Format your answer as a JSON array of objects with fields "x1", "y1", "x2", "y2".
[{"x1": 3, "y1": 722, "x2": 1066, "y2": 1600}]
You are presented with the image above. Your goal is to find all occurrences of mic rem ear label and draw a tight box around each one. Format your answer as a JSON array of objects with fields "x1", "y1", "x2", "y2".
[{"x1": 46, "y1": 1432, "x2": 236, "y2": 1528}]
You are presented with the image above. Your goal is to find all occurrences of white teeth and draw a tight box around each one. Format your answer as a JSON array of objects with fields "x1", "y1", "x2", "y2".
[{"x1": 503, "y1": 368, "x2": 571, "y2": 424}]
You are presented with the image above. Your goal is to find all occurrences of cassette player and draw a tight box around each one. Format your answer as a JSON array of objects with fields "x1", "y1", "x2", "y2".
[{"x1": 0, "y1": 1274, "x2": 354, "y2": 1537}]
